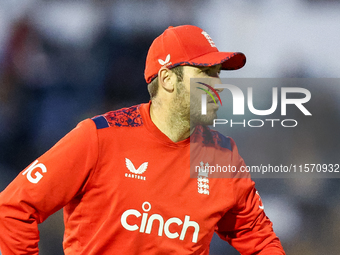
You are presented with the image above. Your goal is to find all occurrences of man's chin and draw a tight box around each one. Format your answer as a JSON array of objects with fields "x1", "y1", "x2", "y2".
[
  {"x1": 201, "y1": 117, "x2": 216, "y2": 126},
  {"x1": 190, "y1": 112, "x2": 217, "y2": 126}
]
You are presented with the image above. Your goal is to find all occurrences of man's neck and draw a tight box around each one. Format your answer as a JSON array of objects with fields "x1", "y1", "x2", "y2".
[{"x1": 150, "y1": 102, "x2": 193, "y2": 143}]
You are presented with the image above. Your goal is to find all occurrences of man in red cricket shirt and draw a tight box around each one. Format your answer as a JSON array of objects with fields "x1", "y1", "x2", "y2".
[{"x1": 0, "y1": 25, "x2": 285, "y2": 254}]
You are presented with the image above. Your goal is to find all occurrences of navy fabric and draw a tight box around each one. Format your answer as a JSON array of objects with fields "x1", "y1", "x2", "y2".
[{"x1": 92, "y1": 116, "x2": 109, "y2": 129}]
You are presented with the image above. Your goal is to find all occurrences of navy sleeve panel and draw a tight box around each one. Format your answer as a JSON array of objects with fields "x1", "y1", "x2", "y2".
[
  {"x1": 216, "y1": 132, "x2": 232, "y2": 151},
  {"x1": 199, "y1": 126, "x2": 233, "y2": 151},
  {"x1": 92, "y1": 116, "x2": 109, "y2": 129}
]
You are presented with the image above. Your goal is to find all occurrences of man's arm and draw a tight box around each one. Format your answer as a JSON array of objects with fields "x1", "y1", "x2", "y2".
[
  {"x1": 216, "y1": 177, "x2": 285, "y2": 255},
  {"x1": 215, "y1": 138, "x2": 285, "y2": 255},
  {"x1": 0, "y1": 119, "x2": 98, "y2": 255}
]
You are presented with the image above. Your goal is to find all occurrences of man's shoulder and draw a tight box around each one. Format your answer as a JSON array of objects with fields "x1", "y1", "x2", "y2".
[
  {"x1": 91, "y1": 104, "x2": 145, "y2": 130},
  {"x1": 193, "y1": 125, "x2": 235, "y2": 151}
]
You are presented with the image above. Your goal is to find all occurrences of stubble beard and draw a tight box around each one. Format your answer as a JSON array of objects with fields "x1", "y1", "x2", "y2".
[
  {"x1": 170, "y1": 81, "x2": 218, "y2": 129},
  {"x1": 169, "y1": 81, "x2": 191, "y2": 129},
  {"x1": 190, "y1": 95, "x2": 218, "y2": 127}
]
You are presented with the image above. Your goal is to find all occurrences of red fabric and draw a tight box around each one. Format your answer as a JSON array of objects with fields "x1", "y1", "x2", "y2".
[
  {"x1": 0, "y1": 102, "x2": 284, "y2": 254},
  {"x1": 144, "y1": 25, "x2": 246, "y2": 83}
]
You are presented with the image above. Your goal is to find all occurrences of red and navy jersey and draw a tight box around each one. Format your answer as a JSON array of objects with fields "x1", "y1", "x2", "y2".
[{"x1": 0, "y1": 102, "x2": 285, "y2": 254}]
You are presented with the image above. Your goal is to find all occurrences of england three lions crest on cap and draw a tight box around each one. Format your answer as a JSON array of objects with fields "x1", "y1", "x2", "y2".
[{"x1": 201, "y1": 31, "x2": 216, "y2": 48}]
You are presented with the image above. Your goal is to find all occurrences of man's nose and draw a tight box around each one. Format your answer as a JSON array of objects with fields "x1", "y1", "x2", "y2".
[{"x1": 213, "y1": 78, "x2": 224, "y2": 93}]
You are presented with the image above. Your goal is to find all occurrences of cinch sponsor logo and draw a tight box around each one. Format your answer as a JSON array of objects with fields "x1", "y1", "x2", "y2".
[{"x1": 120, "y1": 201, "x2": 200, "y2": 243}]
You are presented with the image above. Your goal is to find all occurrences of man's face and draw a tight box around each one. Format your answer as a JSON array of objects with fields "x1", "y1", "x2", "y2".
[{"x1": 174, "y1": 65, "x2": 222, "y2": 127}]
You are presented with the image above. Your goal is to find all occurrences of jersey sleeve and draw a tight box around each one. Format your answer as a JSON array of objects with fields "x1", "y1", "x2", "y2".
[
  {"x1": 0, "y1": 119, "x2": 99, "y2": 255},
  {"x1": 215, "y1": 138, "x2": 285, "y2": 255}
]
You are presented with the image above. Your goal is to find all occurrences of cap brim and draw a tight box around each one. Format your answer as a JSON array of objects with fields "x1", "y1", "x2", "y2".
[{"x1": 171, "y1": 52, "x2": 246, "y2": 70}]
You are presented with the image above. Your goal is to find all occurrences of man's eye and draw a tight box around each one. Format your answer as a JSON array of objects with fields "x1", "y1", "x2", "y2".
[
  {"x1": 202, "y1": 69, "x2": 210, "y2": 74},
  {"x1": 200, "y1": 67, "x2": 220, "y2": 77},
  {"x1": 205, "y1": 69, "x2": 220, "y2": 76}
]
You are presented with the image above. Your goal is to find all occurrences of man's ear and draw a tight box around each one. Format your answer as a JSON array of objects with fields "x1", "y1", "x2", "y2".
[{"x1": 158, "y1": 67, "x2": 174, "y2": 93}]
